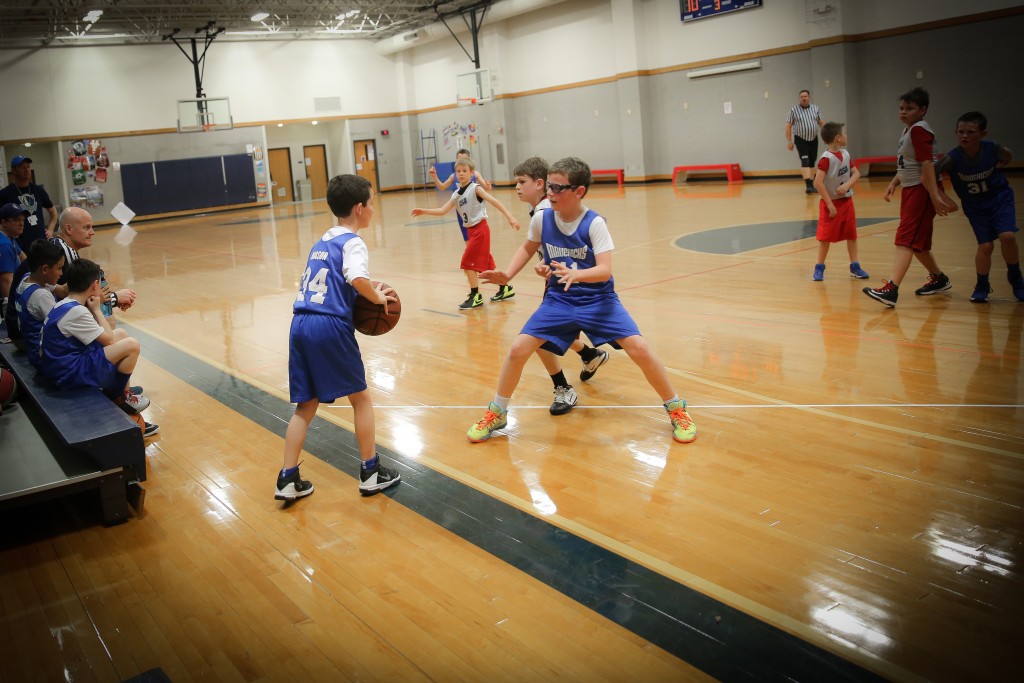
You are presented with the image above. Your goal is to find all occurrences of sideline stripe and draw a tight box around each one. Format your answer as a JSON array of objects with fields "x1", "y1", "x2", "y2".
[{"x1": 124, "y1": 322, "x2": 915, "y2": 682}]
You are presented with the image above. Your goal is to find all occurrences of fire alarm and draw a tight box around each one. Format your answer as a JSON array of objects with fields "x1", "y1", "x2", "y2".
[{"x1": 380, "y1": 129, "x2": 390, "y2": 136}]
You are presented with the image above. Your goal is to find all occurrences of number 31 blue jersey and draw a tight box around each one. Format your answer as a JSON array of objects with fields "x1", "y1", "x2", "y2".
[{"x1": 945, "y1": 140, "x2": 1010, "y2": 208}]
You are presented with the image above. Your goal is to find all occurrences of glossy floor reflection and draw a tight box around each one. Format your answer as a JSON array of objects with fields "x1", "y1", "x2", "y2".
[{"x1": 2, "y1": 178, "x2": 1021, "y2": 682}]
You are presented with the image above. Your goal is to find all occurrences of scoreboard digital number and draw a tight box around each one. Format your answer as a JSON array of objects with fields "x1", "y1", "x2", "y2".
[{"x1": 681, "y1": 0, "x2": 763, "y2": 23}]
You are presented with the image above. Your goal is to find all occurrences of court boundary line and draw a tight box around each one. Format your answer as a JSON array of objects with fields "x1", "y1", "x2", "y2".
[{"x1": 123, "y1": 321, "x2": 919, "y2": 682}]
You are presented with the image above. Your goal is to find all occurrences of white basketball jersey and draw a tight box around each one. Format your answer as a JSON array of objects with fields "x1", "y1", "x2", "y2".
[
  {"x1": 819, "y1": 149, "x2": 853, "y2": 200},
  {"x1": 453, "y1": 182, "x2": 487, "y2": 227}
]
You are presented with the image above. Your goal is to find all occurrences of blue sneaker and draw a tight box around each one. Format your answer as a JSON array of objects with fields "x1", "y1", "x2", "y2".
[
  {"x1": 1010, "y1": 273, "x2": 1024, "y2": 302},
  {"x1": 812, "y1": 264, "x2": 825, "y2": 281},
  {"x1": 849, "y1": 262, "x2": 869, "y2": 279},
  {"x1": 970, "y1": 283, "x2": 991, "y2": 303}
]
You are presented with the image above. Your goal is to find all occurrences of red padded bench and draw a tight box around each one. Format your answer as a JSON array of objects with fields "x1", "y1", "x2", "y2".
[
  {"x1": 591, "y1": 168, "x2": 624, "y2": 186},
  {"x1": 672, "y1": 164, "x2": 743, "y2": 184}
]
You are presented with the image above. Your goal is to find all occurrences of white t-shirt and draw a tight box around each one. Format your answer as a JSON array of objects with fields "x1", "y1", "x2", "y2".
[
  {"x1": 52, "y1": 299, "x2": 104, "y2": 345},
  {"x1": 16, "y1": 277, "x2": 56, "y2": 321},
  {"x1": 527, "y1": 204, "x2": 615, "y2": 254}
]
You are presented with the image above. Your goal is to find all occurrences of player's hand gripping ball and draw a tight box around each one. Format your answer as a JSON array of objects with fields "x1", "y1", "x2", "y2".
[{"x1": 353, "y1": 281, "x2": 401, "y2": 336}]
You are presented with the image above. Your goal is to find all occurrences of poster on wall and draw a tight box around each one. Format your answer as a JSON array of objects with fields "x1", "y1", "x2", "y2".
[
  {"x1": 70, "y1": 185, "x2": 104, "y2": 208},
  {"x1": 95, "y1": 167, "x2": 108, "y2": 183},
  {"x1": 256, "y1": 183, "x2": 267, "y2": 199},
  {"x1": 71, "y1": 169, "x2": 86, "y2": 185}
]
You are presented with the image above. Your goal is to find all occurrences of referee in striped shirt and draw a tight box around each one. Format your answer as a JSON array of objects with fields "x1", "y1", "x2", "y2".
[{"x1": 785, "y1": 90, "x2": 824, "y2": 193}]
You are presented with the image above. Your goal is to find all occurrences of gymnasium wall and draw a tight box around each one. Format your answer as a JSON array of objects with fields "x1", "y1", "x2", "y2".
[{"x1": 2, "y1": 0, "x2": 1022, "y2": 213}]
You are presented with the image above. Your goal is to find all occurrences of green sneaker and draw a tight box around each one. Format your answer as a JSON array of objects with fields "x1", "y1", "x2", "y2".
[
  {"x1": 490, "y1": 284, "x2": 516, "y2": 302},
  {"x1": 467, "y1": 402, "x2": 508, "y2": 442},
  {"x1": 459, "y1": 292, "x2": 484, "y2": 309},
  {"x1": 665, "y1": 399, "x2": 697, "y2": 443}
]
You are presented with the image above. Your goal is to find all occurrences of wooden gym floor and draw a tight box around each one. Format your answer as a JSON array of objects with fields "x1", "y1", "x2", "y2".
[{"x1": 1, "y1": 177, "x2": 1021, "y2": 682}]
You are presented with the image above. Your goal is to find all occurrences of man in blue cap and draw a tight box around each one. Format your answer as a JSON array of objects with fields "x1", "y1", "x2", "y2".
[
  {"x1": 0, "y1": 202, "x2": 29, "y2": 322},
  {"x1": 0, "y1": 156, "x2": 57, "y2": 252}
]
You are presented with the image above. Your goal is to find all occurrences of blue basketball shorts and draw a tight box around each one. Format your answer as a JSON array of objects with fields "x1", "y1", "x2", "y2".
[
  {"x1": 521, "y1": 292, "x2": 640, "y2": 355},
  {"x1": 964, "y1": 196, "x2": 1018, "y2": 244},
  {"x1": 288, "y1": 314, "x2": 366, "y2": 404}
]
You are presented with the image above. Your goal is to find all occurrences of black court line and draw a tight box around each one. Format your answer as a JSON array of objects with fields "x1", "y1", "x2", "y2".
[
  {"x1": 124, "y1": 322, "x2": 887, "y2": 683},
  {"x1": 675, "y1": 218, "x2": 896, "y2": 255}
]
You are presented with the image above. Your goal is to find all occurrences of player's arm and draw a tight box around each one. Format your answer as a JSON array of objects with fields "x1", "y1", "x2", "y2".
[
  {"x1": 411, "y1": 196, "x2": 456, "y2": 217},
  {"x1": 435, "y1": 170, "x2": 455, "y2": 190},
  {"x1": 474, "y1": 171, "x2": 492, "y2": 191},
  {"x1": 481, "y1": 239, "x2": 541, "y2": 286},
  {"x1": 883, "y1": 174, "x2": 901, "y2": 203},
  {"x1": 0, "y1": 272, "x2": 11, "y2": 299},
  {"x1": 350, "y1": 276, "x2": 396, "y2": 310},
  {"x1": 812, "y1": 168, "x2": 835, "y2": 217},
  {"x1": 920, "y1": 160, "x2": 957, "y2": 216},
  {"x1": 85, "y1": 295, "x2": 117, "y2": 345},
  {"x1": 551, "y1": 251, "x2": 612, "y2": 291},
  {"x1": 996, "y1": 144, "x2": 1013, "y2": 167},
  {"x1": 476, "y1": 187, "x2": 520, "y2": 230},
  {"x1": 785, "y1": 122, "x2": 794, "y2": 151}
]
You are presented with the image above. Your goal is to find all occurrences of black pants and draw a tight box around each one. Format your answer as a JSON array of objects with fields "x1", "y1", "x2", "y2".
[{"x1": 795, "y1": 136, "x2": 819, "y2": 168}]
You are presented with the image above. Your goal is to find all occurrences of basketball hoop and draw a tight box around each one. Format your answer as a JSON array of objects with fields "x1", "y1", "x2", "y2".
[
  {"x1": 457, "y1": 97, "x2": 478, "y2": 107},
  {"x1": 202, "y1": 123, "x2": 215, "y2": 132}
]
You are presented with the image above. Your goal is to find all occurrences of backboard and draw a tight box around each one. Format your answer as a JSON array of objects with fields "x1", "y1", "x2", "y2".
[
  {"x1": 456, "y1": 68, "x2": 491, "y2": 106},
  {"x1": 177, "y1": 97, "x2": 233, "y2": 133}
]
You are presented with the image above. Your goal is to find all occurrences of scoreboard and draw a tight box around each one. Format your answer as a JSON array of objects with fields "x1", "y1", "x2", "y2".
[{"x1": 681, "y1": 0, "x2": 763, "y2": 23}]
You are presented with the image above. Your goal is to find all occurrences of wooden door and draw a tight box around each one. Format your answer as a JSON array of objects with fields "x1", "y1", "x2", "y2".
[
  {"x1": 302, "y1": 144, "x2": 328, "y2": 199},
  {"x1": 267, "y1": 148, "x2": 293, "y2": 203},
  {"x1": 353, "y1": 139, "x2": 379, "y2": 193}
]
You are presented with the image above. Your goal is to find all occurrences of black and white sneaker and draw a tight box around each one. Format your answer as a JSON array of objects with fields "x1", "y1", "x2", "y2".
[
  {"x1": 275, "y1": 466, "x2": 314, "y2": 501},
  {"x1": 549, "y1": 385, "x2": 578, "y2": 415},
  {"x1": 580, "y1": 349, "x2": 609, "y2": 382},
  {"x1": 143, "y1": 422, "x2": 160, "y2": 437},
  {"x1": 914, "y1": 273, "x2": 951, "y2": 296},
  {"x1": 359, "y1": 459, "x2": 401, "y2": 495}
]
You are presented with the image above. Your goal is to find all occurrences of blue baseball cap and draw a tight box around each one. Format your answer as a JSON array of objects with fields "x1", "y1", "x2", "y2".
[
  {"x1": 0, "y1": 202, "x2": 30, "y2": 218},
  {"x1": 10, "y1": 155, "x2": 32, "y2": 169}
]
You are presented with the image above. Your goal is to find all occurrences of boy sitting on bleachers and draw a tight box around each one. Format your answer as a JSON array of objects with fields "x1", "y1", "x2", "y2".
[{"x1": 39, "y1": 258, "x2": 158, "y2": 436}]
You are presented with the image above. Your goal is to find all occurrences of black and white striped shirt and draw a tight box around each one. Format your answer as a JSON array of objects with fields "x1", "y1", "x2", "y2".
[{"x1": 786, "y1": 103, "x2": 822, "y2": 141}]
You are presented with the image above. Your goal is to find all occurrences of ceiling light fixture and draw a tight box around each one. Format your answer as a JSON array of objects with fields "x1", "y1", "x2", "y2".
[
  {"x1": 84, "y1": 10, "x2": 104, "y2": 23},
  {"x1": 250, "y1": 12, "x2": 270, "y2": 22}
]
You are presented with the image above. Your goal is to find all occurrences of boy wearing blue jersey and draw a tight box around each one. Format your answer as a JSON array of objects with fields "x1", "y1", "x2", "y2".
[
  {"x1": 38, "y1": 258, "x2": 158, "y2": 435},
  {"x1": 15, "y1": 240, "x2": 65, "y2": 366},
  {"x1": 514, "y1": 156, "x2": 609, "y2": 415},
  {"x1": 277, "y1": 174, "x2": 401, "y2": 501},
  {"x1": 934, "y1": 112, "x2": 1023, "y2": 303},
  {"x1": 469, "y1": 157, "x2": 697, "y2": 444}
]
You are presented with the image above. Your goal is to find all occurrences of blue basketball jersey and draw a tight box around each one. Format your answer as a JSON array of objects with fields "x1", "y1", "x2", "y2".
[
  {"x1": 15, "y1": 281, "x2": 44, "y2": 366},
  {"x1": 541, "y1": 209, "x2": 615, "y2": 299},
  {"x1": 293, "y1": 230, "x2": 360, "y2": 319},
  {"x1": 945, "y1": 141, "x2": 1010, "y2": 207},
  {"x1": 39, "y1": 299, "x2": 104, "y2": 387}
]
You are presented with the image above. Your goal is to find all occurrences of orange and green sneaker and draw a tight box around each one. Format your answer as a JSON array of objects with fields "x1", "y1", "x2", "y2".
[
  {"x1": 665, "y1": 399, "x2": 697, "y2": 443},
  {"x1": 467, "y1": 402, "x2": 508, "y2": 442}
]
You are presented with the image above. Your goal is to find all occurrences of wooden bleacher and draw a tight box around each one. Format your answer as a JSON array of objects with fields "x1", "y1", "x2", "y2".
[{"x1": 0, "y1": 333, "x2": 146, "y2": 525}]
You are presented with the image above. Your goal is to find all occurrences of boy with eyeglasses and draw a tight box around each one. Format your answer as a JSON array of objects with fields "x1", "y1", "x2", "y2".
[{"x1": 468, "y1": 156, "x2": 697, "y2": 444}]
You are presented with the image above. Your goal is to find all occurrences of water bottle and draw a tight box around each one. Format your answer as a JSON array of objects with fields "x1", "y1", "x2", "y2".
[{"x1": 100, "y1": 274, "x2": 113, "y2": 317}]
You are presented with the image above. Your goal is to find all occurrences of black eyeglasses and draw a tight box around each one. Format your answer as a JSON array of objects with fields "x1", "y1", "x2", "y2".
[{"x1": 546, "y1": 182, "x2": 578, "y2": 193}]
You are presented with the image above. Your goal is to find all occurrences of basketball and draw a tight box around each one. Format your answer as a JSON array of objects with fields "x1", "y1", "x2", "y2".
[
  {"x1": 353, "y1": 281, "x2": 401, "y2": 336},
  {"x1": 0, "y1": 368, "x2": 17, "y2": 414}
]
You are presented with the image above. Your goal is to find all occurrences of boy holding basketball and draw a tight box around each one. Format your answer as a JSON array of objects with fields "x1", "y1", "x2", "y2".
[
  {"x1": 470, "y1": 156, "x2": 697, "y2": 444},
  {"x1": 934, "y1": 111, "x2": 1023, "y2": 302},
  {"x1": 277, "y1": 174, "x2": 401, "y2": 501},
  {"x1": 514, "y1": 156, "x2": 609, "y2": 415},
  {"x1": 810, "y1": 122, "x2": 869, "y2": 281},
  {"x1": 411, "y1": 157, "x2": 520, "y2": 309},
  {"x1": 863, "y1": 87, "x2": 958, "y2": 307},
  {"x1": 430, "y1": 148, "x2": 491, "y2": 242}
]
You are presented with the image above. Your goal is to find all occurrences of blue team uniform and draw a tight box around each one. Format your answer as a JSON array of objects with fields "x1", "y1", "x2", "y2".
[
  {"x1": 39, "y1": 299, "x2": 123, "y2": 396},
  {"x1": 945, "y1": 141, "x2": 1017, "y2": 243},
  {"x1": 15, "y1": 280, "x2": 45, "y2": 367},
  {"x1": 522, "y1": 209, "x2": 640, "y2": 354},
  {"x1": 289, "y1": 229, "x2": 367, "y2": 404}
]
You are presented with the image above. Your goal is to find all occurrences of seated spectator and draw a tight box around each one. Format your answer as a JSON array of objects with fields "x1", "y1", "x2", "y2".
[
  {"x1": 14, "y1": 240, "x2": 65, "y2": 366},
  {"x1": 0, "y1": 202, "x2": 28, "y2": 322},
  {"x1": 39, "y1": 258, "x2": 158, "y2": 436}
]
